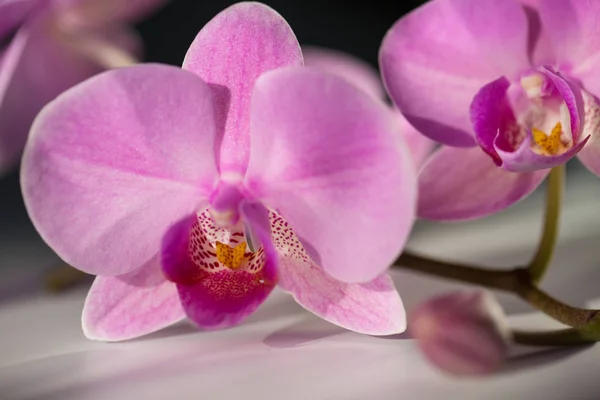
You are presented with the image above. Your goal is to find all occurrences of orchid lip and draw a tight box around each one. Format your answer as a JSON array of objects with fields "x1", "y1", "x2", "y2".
[{"x1": 472, "y1": 67, "x2": 587, "y2": 172}]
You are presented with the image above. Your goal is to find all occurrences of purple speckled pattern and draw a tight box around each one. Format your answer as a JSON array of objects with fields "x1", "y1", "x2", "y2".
[{"x1": 22, "y1": 3, "x2": 416, "y2": 340}]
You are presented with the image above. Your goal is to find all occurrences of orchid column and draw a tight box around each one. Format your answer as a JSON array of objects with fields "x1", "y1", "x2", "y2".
[{"x1": 21, "y1": 2, "x2": 417, "y2": 341}]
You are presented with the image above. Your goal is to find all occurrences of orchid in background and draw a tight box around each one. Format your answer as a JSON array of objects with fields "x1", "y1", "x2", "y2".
[
  {"x1": 21, "y1": 2, "x2": 416, "y2": 341},
  {"x1": 303, "y1": 46, "x2": 434, "y2": 168},
  {"x1": 0, "y1": 0, "x2": 167, "y2": 176},
  {"x1": 410, "y1": 291, "x2": 510, "y2": 376},
  {"x1": 380, "y1": 0, "x2": 600, "y2": 220}
]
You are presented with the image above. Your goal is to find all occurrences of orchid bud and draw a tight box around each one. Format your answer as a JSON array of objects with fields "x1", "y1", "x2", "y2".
[{"x1": 410, "y1": 291, "x2": 511, "y2": 377}]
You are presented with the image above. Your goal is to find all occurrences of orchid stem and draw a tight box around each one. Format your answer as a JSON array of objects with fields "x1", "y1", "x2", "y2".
[
  {"x1": 395, "y1": 252, "x2": 599, "y2": 330},
  {"x1": 527, "y1": 165, "x2": 564, "y2": 284},
  {"x1": 512, "y1": 328, "x2": 599, "y2": 346}
]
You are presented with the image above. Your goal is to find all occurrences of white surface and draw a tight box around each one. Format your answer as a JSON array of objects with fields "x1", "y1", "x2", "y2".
[{"x1": 1, "y1": 172, "x2": 600, "y2": 399}]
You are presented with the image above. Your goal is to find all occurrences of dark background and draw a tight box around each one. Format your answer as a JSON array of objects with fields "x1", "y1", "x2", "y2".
[{"x1": 0, "y1": 0, "x2": 425, "y2": 261}]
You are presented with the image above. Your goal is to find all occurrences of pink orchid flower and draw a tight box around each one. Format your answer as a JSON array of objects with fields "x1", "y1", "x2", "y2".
[
  {"x1": 380, "y1": 0, "x2": 600, "y2": 220},
  {"x1": 303, "y1": 46, "x2": 434, "y2": 168},
  {"x1": 0, "y1": 0, "x2": 167, "y2": 176},
  {"x1": 22, "y1": 2, "x2": 416, "y2": 341}
]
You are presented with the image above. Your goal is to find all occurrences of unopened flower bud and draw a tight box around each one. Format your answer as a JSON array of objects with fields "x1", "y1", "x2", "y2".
[{"x1": 410, "y1": 291, "x2": 511, "y2": 376}]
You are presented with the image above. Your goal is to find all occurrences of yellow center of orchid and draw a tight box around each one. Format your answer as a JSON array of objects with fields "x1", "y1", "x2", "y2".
[
  {"x1": 215, "y1": 241, "x2": 247, "y2": 270},
  {"x1": 532, "y1": 122, "x2": 566, "y2": 156}
]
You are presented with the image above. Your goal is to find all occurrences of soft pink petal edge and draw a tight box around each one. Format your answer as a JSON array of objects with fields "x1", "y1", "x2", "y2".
[
  {"x1": 246, "y1": 67, "x2": 416, "y2": 283},
  {"x1": 21, "y1": 64, "x2": 219, "y2": 276},
  {"x1": 379, "y1": 0, "x2": 530, "y2": 147},
  {"x1": 182, "y1": 1, "x2": 303, "y2": 174},
  {"x1": 279, "y1": 257, "x2": 406, "y2": 335},
  {"x1": 82, "y1": 257, "x2": 185, "y2": 341},
  {"x1": 418, "y1": 146, "x2": 549, "y2": 220}
]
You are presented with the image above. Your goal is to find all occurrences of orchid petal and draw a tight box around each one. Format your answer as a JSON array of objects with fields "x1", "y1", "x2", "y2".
[
  {"x1": 302, "y1": 46, "x2": 385, "y2": 100},
  {"x1": 394, "y1": 110, "x2": 435, "y2": 168},
  {"x1": 82, "y1": 258, "x2": 184, "y2": 341},
  {"x1": 541, "y1": 67, "x2": 583, "y2": 141},
  {"x1": 520, "y1": 0, "x2": 555, "y2": 66},
  {"x1": 246, "y1": 67, "x2": 416, "y2": 283},
  {"x1": 55, "y1": 0, "x2": 168, "y2": 29},
  {"x1": 161, "y1": 209, "x2": 277, "y2": 330},
  {"x1": 538, "y1": 0, "x2": 600, "y2": 96},
  {"x1": 0, "y1": 20, "x2": 104, "y2": 175},
  {"x1": 497, "y1": 133, "x2": 588, "y2": 172},
  {"x1": 576, "y1": 91, "x2": 600, "y2": 176},
  {"x1": 471, "y1": 69, "x2": 586, "y2": 172},
  {"x1": 380, "y1": 0, "x2": 530, "y2": 147},
  {"x1": 418, "y1": 146, "x2": 548, "y2": 220},
  {"x1": 300, "y1": 47, "x2": 433, "y2": 168},
  {"x1": 269, "y1": 211, "x2": 405, "y2": 335},
  {"x1": 183, "y1": 2, "x2": 302, "y2": 174},
  {"x1": 22, "y1": 64, "x2": 219, "y2": 276},
  {"x1": 470, "y1": 76, "x2": 513, "y2": 165},
  {"x1": 0, "y1": 20, "x2": 140, "y2": 176}
]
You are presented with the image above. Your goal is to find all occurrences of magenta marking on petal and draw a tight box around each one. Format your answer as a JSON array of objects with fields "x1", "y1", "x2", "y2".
[
  {"x1": 470, "y1": 76, "x2": 514, "y2": 165},
  {"x1": 177, "y1": 266, "x2": 274, "y2": 330},
  {"x1": 161, "y1": 209, "x2": 276, "y2": 329}
]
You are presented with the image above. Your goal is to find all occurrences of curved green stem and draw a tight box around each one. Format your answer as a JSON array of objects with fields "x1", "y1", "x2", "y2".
[
  {"x1": 527, "y1": 165, "x2": 565, "y2": 284},
  {"x1": 395, "y1": 252, "x2": 599, "y2": 329}
]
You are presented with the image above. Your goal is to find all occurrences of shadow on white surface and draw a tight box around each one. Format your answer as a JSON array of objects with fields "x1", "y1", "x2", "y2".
[{"x1": 1, "y1": 174, "x2": 600, "y2": 398}]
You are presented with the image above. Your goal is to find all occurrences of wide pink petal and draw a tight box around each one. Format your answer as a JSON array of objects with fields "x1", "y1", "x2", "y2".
[
  {"x1": 302, "y1": 45, "x2": 385, "y2": 100},
  {"x1": 538, "y1": 0, "x2": 600, "y2": 96},
  {"x1": 21, "y1": 64, "x2": 219, "y2": 276},
  {"x1": 418, "y1": 146, "x2": 548, "y2": 220},
  {"x1": 380, "y1": 0, "x2": 530, "y2": 147},
  {"x1": 245, "y1": 67, "x2": 416, "y2": 283},
  {"x1": 82, "y1": 258, "x2": 184, "y2": 341},
  {"x1": 161, "y1": 209, "x2": 277, "y2": 330},
  {"x1": 54, "y1": 0, "x2": 168, "y2": 29},
  {"x1": 183, "y1": 2, "x2": 302, "y2": 175},
  {"x1": 300, "y1": 47, "x2": 433, "y2": 168},
  {"x1": 269, "y1": 211, "x2": 405, "y2": 335}
]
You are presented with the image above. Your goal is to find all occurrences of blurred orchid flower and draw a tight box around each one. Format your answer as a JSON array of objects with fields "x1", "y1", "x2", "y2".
[
  {"x1": 303, "y1": 46, "x2": 434, "y2": 168},
  {"x1": 22, "y1": 2, "x2": 416, "y2": 341},
  {"x1": 0, "y1": 0, "x2": 167, "y2": 176},
  {"x1": 380, "y1": 0, "x2": 600, "y2": 220},
  {"x1": 410, "y1": 291, "x2": 510, "y2": 376}
]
